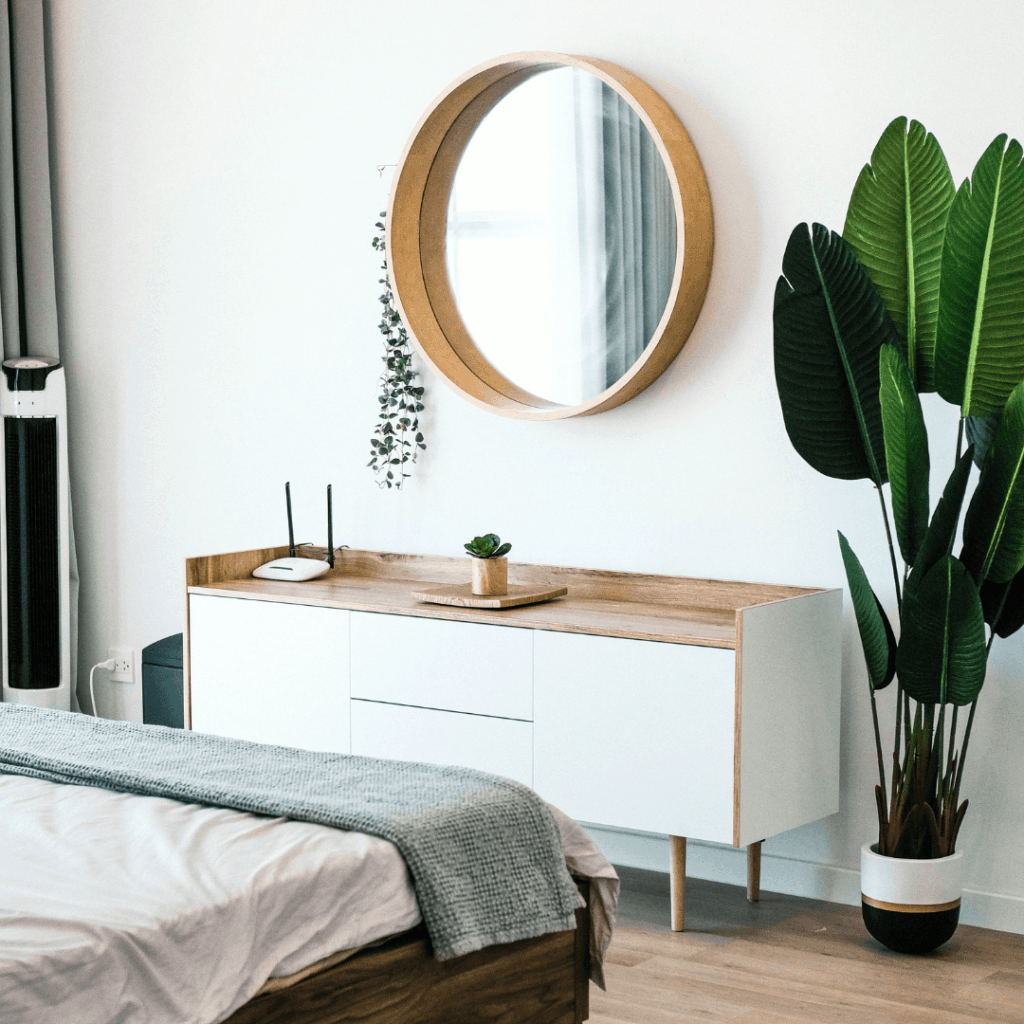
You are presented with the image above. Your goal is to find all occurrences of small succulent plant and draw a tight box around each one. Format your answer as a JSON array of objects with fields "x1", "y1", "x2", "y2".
[{"x1": 464, "y1": 533, "x2": 511, "y2": 559}]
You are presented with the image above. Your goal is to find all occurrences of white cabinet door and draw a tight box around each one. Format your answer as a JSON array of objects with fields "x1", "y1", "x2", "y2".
[
  {"x1": 350, "y1": 611, "x2": 533, "y2": 720},
  {"x1": 351, "y1": 700, "x2": 533, "y2": 787},
  {"x1": 533, "y1": 630, "x2": 736, "y2": 843},
  {"x1": 189, "y1": 595, "x2": 349, "y2": 753}
]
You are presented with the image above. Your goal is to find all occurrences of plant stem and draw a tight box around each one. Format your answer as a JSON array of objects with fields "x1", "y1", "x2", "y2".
[
  {"x1": 870, "y1": 687, "x2": 887, "y2": 817},
  {"x1": 874, "y1": 484, "x2": 903, "y2": 614},
  {"x1": 904, "y1": 689, "x2": 912, "y2": 760},
  {"x1": 945, "y1": 704, "x2": 959, "y2": 797},
  {"x1": 890, "y1": 680, "x2": 903, "y2": 816},
  {"x1": 954, "y1": 699, "x2": 978, "y2": 797}
]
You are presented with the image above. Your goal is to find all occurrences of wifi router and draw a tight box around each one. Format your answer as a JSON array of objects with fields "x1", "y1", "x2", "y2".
[
  {"x1": 253, "y1": 482, "x2": 336, "y2": 582},
  {"x1": 252, "y1": 556, "x2": 330, "y2": 582}
]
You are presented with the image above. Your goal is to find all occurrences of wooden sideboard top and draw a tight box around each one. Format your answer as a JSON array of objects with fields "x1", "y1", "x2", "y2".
[{"x1": 186, "y1": 548, "x2": 827, "y2": 649}]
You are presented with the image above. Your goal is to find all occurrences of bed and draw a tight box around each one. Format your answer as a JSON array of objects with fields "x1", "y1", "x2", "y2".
[{"x1": 0, "y1": 705, "x2": 616, "y2": 1024}]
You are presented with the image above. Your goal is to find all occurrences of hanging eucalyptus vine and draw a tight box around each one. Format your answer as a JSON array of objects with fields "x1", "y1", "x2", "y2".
[{"x1": 368, "y1": 213, "x2": 425, "y2": 489}]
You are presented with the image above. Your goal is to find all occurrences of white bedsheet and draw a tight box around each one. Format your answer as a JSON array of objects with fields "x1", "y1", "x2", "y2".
[
  {"x1": 0, "y1": 775, "x2": 421, "y2": 1023},
  {"x1": 0, "y1": 774, "x2": 617, "y2": 1023}
]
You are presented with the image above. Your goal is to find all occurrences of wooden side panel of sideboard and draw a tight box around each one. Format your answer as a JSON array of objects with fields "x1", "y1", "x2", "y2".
[
  {"x1": 532, "y1": 630, "x2": 736, "y2": 843},
  {"x1": 734, "y1": 589, "x2": 842, "y2": 847}
]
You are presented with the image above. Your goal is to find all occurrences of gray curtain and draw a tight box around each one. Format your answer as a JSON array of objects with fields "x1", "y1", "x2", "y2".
[
  {"x1": 600, "y1": 85, "x2": 676, "y2": 389},
  {"x1": 0, "y1": 0, "x2": 80, "y2": 709}
]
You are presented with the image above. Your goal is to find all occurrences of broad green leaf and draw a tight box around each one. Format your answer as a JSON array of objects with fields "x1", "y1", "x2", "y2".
[
  {"x1": 896, "y1": 555, "x2": 987, "y2": 706},
  {"x1": 907, "y1": 448, "x2": 974, "y2": 592},
  {"x1": 981, "y1": 567, "x2": 1024, "y2": 638},
  {"x1": 774, "y1": 224, "x2": 899, "y2": 483},
  {"x1": 844, "y1": 117, "x2": 955, "y2": 391},
  {"x1": 879, "y1": 344, "x2": 930, "y2": 565},
  {"x1": 934, "y1": 135, "x2": 1024, "y2": 417},
  {"x1": 965, "y1": 413, "x2": 1000, "y2": 469},
  {"x1": 839, "y1": 532, "x2": 897, "y2": 690},
  {"x1": 961, "y1": 378, "x2": 1024, "y2": 583}
]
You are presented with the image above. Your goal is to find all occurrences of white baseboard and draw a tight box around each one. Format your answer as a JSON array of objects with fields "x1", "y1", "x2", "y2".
[{"x1": 580, "y1": 822, "x2": 1024, "y2": 936}]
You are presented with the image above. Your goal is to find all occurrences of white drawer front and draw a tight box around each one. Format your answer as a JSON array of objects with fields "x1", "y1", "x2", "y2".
[
  {"x1": 351, "y1": 700, "x2": 533, "y2": 787},
  {"x1": 533, "y1": 630, "x2": 736, "y2": 843},
  {"x1": 189, "y1": 595, "x2": 350, "y2": 753},
  {"x1": 349, "y1": 611, "x2": 533, "y2": 720}
]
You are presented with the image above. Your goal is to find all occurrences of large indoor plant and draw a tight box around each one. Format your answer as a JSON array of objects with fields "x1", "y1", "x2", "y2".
[{"x1": 773, "y1": 117, "x2": 1024, "y2": 952}]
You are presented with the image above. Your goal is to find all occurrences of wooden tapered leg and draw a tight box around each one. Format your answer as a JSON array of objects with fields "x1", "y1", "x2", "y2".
[
  {"x1": 747, "y1": 841, "x2": 762, "y2": 903},
  {"x1": 670, "y1": 835, "x2": 686, "y2": 931}
]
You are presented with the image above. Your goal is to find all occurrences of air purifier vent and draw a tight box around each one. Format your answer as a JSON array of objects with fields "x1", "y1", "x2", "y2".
[{"x1": 4, "y1": 417, "x2": 60, "y2": 688}]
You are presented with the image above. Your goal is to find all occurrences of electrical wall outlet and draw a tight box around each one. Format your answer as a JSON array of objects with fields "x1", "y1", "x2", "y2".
[{"x1": 109, "y1": 647, "x2": 135, "y2": 683}]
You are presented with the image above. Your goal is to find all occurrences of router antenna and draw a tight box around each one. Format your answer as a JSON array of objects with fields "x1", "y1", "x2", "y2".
[
  {"x1": 285, "y1": 481, "x2": 295, "y2": 558},
  {"x1": 326, "y1": 484, "x2": 334, "y2": 568}
]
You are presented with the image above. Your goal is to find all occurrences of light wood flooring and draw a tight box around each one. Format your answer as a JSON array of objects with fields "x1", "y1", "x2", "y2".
[{"x1": 591, "y1": 866, "x2": 1024, "y2": 1023}]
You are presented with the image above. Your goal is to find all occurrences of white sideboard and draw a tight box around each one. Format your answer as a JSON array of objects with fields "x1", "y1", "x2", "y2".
[{"x1": 185, "y1": 547, "x2": 842, "y2": 928}]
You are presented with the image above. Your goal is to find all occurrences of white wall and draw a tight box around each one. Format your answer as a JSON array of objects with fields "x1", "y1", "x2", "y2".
[{"x1": 47, "y1": 0, "x2": 1024, "y2": 933}]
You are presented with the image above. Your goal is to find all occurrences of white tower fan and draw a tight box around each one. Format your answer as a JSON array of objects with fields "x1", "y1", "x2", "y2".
[{"x1": 0, "y1": 356, "x2": 71, "y2": 711}]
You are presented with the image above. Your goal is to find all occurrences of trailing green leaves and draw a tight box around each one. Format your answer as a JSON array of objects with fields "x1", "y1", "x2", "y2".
[
  {"x1": 961, "y1": 378, "x2": 1024, "y2": 583},
  {"x1": 896, "y1": 555, "x2": 986, "y2": 706},
  {"x1": 369, "y1": 215, "x2": 426, "y2": 489},
  {"x1": 844, "y1": 117, "x2": 955, "y2": 391},
  {"x1": 934, "y1": 136, "x2": 1024, "y2": 417},
  {"x1": 879, "y1": 344, "x2": 930, "y2": 565},
  {"x1": 839, "y1": 532, "x2": 897, "y2": 690},
  {"x1": 774, "y1": 223, "x2": 899, "y2": 483}
]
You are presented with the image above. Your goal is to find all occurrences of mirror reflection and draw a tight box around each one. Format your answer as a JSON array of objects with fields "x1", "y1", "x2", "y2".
[{"x1": 445, "y1": 66, "x2": 678, "y2": 407}]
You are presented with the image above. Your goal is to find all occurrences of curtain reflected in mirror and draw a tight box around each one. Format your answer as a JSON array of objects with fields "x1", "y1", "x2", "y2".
[{"x1": 446, "y1": 67, "x2": 677, "y2": 406}]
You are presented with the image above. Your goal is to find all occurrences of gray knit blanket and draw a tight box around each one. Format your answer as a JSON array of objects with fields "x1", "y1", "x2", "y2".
[{"x1": 0, "y1": 704, "x2": 581, "y2": 961}]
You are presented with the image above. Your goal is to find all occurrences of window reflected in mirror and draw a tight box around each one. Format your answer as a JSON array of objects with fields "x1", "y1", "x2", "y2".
[{"x1": 445, "y1": 67, "x2": 678, "y2": 406}]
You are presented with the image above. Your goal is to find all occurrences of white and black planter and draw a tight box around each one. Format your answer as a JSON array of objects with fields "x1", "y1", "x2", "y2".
[{"x1": 861, "y1": 842, "x2": 964, "y2": 954}]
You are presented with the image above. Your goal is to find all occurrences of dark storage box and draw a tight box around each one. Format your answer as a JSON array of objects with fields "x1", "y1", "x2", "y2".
[{"x1": 142, "y1": 633, "x2": 183, "y2": 728}]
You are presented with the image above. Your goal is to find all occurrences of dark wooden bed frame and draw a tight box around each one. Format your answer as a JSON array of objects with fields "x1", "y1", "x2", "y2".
[{"x1": 224, "y1": 880, "x2": 591, "y2": 1024}]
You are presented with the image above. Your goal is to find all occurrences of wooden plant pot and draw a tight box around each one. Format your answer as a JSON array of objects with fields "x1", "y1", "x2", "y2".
[
  {"x1": 861, "y1": 842, "x2": 964, "y2": 954},
  {"x1": 471, "y1": 556, "x2": 507, "y2": 596}
]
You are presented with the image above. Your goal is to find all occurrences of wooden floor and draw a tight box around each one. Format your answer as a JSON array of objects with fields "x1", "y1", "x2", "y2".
[{"x1": 591, "y1": 866, "x2": 1024, "y2": 1023}]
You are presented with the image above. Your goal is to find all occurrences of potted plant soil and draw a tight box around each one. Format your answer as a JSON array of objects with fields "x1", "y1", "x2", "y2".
[{"x1": 774, "y1": 117, "x2": 1024, "y2": 953}]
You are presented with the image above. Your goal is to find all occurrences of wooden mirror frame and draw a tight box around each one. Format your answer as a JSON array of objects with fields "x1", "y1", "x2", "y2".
[{"x1": 386, "y1": 52, "x2": 714, "y2": 420}]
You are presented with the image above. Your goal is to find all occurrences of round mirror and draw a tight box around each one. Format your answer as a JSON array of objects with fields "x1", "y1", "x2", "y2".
[
  {"x1": 446, "y1": 66, "x2": 678, "y2": 406},
  {"x1": 388, "y1": 53, "x2": 713, "y2": 419}
]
